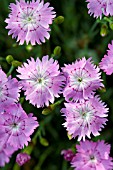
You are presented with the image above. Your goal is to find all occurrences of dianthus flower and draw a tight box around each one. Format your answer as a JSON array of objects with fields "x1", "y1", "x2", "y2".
[
  {"x1": 61, "y1": 96, "x2": 108, "y2": 141},
  {"x1": 5, "y1": 0, "x2": 56, "y2": 45},
  {"x1": 0, "y1": 67, "x2": 20, "y2": 112},
  {"x1": 16, "y1": 153, "x2": 31, "y2": 166},
  {"x1": 86, "y1": 0, "x2": 113, "y2": 19},
  {"x1": 71, "y1": 140, "x2": 113, "y2": 170},
  {"x1": 0, "y1": 104, "x2": 39, "y2": 149},
  {"x1": 17, "y1": 55, "x2": 66, "y2": 108},
  {"x1": 62, "y1": 57, "x2": 103, "y2": 102},
  {"x1": 100, "y1": 41, "x2": 113, "y2": 75}
]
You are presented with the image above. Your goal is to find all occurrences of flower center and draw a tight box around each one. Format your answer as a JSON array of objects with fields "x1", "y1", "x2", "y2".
[
  {"x1": 78, "y1": 77, "x2": 83, "y2": 82},
  {"x1": 90, "y1": 155, "x2": 95, "y2": 160},
  {"x1": 89, "y1": 154, "x2": 97, "y2": 163},
  {"x1": 37, "y1": 77, "x2": 44, "y2": 84},
  {"x1": 12, "y1": 123, "x2": 18, "y2": 128}
]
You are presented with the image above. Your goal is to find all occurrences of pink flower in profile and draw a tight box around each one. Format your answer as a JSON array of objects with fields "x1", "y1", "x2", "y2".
[
  {"x1": 0, "y1": 144, "x2": 16, "y2": 167},
  {"x1": 17, "y1": 55, "x2": 66, "y2": 108},
  {"x1": 0, "y1": 67, "x2": 20, "y2": 112},
  {"x1": 16, "y1": 153, "x2": 31, "y2": 166},
  {"x1": 86, "y1": 0, "x2": 113, "y2": 19},
  {"x1": 0, "y1": 104, "x2": 39, "y2": 149},
  {"x1": 62, "y1": 57, "x2": 103, "y2": 102},
  {"x1": 71, "y1": 140, "x2": 113, "y2": 170},
  {"x1": 5, "y1": 0, "x2": 56, "y2": 45},
  {"x1": 61, "y1": 96, "x2": 108, "y2": 141},
  {"x1": 100, "y1": 41, "x2": 113, "y2": 75}
]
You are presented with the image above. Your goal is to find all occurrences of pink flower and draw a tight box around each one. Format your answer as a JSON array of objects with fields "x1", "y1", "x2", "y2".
[
  {"x1": 0, "y1": 104, "x2": 39, "y2": 149},
  {"x1": 86, "y1": 0, "x2": 113, "y2": 19},
  {"x1": 100, "y1": 41, "x2": 113, "y2": 75},
  {"x1": 0, "y1": 67, "x2": 20, "y2": 112},
  {"x1": 61, "y1": 96, "x2": 108, "y2": 141},
  {"x1": 0, "y1": 144, "x2": 16, "y2": 167},
  {"x1": 71, "y1": 140, "x2": 113, "y2": 170},
  {"x1": 16, "y1": 153, "x2": 31, "y2": 166},
  {"x1": 61, "y1": 149, "x2": 75, "y2": 162},
  {"x1": 62, "y1": 57, "x2": 103, "y2": 102},
  {"x1": 5, "y1": 0, "x2": 56, "y2": 45},
  {"x1": 17, "y1": 56, "x2": 66, "y2": 108}
]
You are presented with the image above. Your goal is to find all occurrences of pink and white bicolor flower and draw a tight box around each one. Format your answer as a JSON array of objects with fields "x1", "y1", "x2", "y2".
[
  {"x1": 62, "y1": 57, "x2": 103, "y2": 102},
  {"x1": 5, "y1": 0, "x2": 56, "y2": 45},
  {"x1": 17, "y1": 55, "x2": 66, "y2": 108},
  {"x1": 0, "y1": 104, "x2": 39, "y2": 149},
  {"x1": 61, "y1": 95, "x2": 108, "y2": 141}
]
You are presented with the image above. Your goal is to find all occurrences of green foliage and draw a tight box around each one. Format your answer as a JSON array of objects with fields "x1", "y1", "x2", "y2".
[{"x1": 1, "y1": 0, "x2": 113, "y2": 170}]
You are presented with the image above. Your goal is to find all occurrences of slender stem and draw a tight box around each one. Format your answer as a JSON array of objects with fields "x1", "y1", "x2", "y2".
[
  {"x1": 7, "y1": 65, "x2": 15, "y2": 76},
  {"x1": 89, "y1": 20, "x2": 98, "y2": 34}
]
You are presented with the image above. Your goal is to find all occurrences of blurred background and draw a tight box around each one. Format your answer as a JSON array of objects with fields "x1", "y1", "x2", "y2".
[{"x1": 1, "y1": 0, "x2": 113, "y2": 169}]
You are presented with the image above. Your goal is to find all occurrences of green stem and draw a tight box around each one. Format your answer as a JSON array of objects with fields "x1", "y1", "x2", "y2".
[
  {"x1": 7, "y1": 65, "x2": 15, "y2": 76},
  {"x1": 89, "y1": 20, "x2": 98, "y2": 34}
]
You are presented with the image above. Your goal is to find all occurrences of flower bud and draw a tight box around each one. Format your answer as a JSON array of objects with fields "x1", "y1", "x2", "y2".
[
  {"x1": 40, "y1": 137, "x2": 49, "y2": 147},
  {"x1": 54, "y1": 16, "x2": 64, "y2": 24},
  {"x1": 6, "y1": 55, "x2": 14, "y2": 64},
  {"x1": 100, "y1": 25, "x2": 108, "y2": 37},
  {"x1": 26, "y1": 44, "x2": 33, "y2": 52},
  {"x1": 53, "y1": 46, "x2": 61, "y2": 56},
  {"x1": 16, "y1": 153, "x2": 31, "y2": 166}
]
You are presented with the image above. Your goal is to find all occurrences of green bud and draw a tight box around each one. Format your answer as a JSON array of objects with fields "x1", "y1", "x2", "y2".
[
  {"x1": 109, "y1": 22, "x2": 113, "y2": 30},
  {"x1": 53, "y1": 46, "x2": 61, "y2": 56},
  {"x1": 54, "y1": 16, "x2": 64, "y2": 24},
  {"x1": 42, "y1": 98, "x2": 64, "y2": 115},
  {"x1": 42, "y1": 105, "x2": 54, "y2": 115},
  {"x1": 12, "y1": 60, "x2": 22, "y2": 67},
  {"x1": 40, "y1": 138, "x2": 49, "y2": 147},
  {"x1": 12, "y1": 43, "x2": 17, "y2": 47},
  {"x1": 26, "y1": 44, "x2": 33, "y2": 52},
  {"x1": 100, "y1": 25, "x2": 108, "y2": 37},
  {"x1": 6, "y1": 55, "x2": 14, "y2": 64}
]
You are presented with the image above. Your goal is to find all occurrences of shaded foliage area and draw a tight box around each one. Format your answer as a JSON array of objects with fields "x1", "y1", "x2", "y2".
[{"x1": 0, "y1": 0, "x2": 113, "y2": 169}]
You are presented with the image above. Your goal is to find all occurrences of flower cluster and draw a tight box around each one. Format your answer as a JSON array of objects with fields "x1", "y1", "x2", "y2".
[
  {"x1": 5, "y1": 0, "x2": 56, "y2": 45},
  {"x1": 3, "y1": 0, "x2": 113, "y2": 169},
  {"x1": 86, "y1": 0, "x2": 113, "y2": 19},
  {"x1": 0, "y1": 103, "x2": 38, "y2": 166},
  {"x1": 61, "y1": 57, "x2": 108, "y2": 140},
  {"x1": 0, "y1": 63, "x2": 39, "y2": 167},
  {"x1": 0, "y1": 54, "x2": 66, "y2": 166}
]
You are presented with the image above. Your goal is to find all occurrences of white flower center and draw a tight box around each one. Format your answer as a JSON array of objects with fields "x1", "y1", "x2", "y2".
[
  {"x1": 89, "y1": 154, "x2": 97, "y2": 163},
  {"x1": 70, "y1": 69, "x2": 90, "y2": 90},
  {"x1": 11, "y1": 122, "x2": 20, "y2": 132}
]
